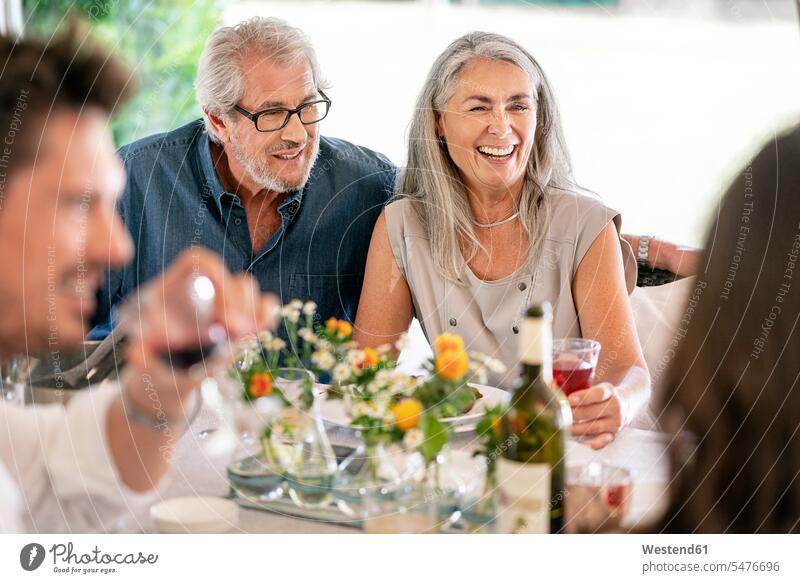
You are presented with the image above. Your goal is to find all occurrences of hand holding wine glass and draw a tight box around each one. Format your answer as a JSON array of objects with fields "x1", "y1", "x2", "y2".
[
  {"x1": 120, "y1": 247, "x2": 279, "y2": 422},
  {"x1": 107, "y1": 248, "x2": 278, "y2": 491},
  {"x1": 567, "y1": 383, "x2": 625, "y2": 450}
]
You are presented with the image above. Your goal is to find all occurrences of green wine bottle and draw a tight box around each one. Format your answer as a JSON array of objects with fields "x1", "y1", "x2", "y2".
[{"x1": 498, "y1": 302, "x2": 567, "y2": 534}]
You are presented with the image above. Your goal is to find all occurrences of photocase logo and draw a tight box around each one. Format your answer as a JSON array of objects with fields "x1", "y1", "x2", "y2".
[{"x1": 19, "y1": 543, "x2": 46, "y2": 571}]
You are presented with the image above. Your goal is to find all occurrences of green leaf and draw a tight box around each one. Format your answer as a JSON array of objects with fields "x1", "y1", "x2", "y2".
[{"x1": 420, "y1": 414, "x2": 450, "y2": 464}]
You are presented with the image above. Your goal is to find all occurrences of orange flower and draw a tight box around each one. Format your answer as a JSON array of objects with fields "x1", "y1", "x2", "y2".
[
  {"x1": 434, "y1": 333, "x2": 465, "y2": 354},
  {"x1": 248, "y1": 373, "x2": 273, "y2": 398},
  {"x1": 359, "y1": 347, "x2": 379, "y2": 369},
  {"x1": 337, "y1": 320, "x2": 353, "y2": 338},
  {"x1": 390, "y1": 399, "x2": 423, "y2": 431},
  {"x1": 325, "y1": 317, "x2": 339, "y2": 332},
  {"x1": 435, "y1": 349, "x2": 469, "y2": 381}
]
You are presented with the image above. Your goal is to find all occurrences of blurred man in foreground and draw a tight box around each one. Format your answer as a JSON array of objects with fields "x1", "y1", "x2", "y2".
[{"x1": 0, "y1": 28, "x2": 276, "y2": 533}]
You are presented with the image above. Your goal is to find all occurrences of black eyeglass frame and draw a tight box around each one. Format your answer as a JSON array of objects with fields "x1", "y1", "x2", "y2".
[{"x1": 232, "y1": 90, "x2": 332, "y2": 132}]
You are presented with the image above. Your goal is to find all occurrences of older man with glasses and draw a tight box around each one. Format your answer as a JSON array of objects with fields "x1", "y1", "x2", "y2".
[{"x1": 90, "y1": 16, "x2": 395, "y2": 340}]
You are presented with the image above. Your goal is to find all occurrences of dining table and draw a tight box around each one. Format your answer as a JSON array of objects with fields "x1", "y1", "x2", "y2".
[{"x1": 137, "y1": 399, "x2": 673, "y2": 534}]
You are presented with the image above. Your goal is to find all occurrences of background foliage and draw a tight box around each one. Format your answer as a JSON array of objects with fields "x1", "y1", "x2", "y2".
[{"x1": 23, "y1": 0, "x2": 222, "y2": 146}]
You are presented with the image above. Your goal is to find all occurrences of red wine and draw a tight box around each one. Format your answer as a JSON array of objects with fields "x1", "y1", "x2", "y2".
[
  {"x1": 552, "y1": 358, "x2": 593, "y2": 396},
  {"x1": 159, "y1": 344, "x2": 214, "y2": 368},
  {"x1": 606, "y1": 484, "x2": 626, "y2": 509}
]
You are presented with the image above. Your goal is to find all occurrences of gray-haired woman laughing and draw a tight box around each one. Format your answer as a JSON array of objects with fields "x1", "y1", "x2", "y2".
[{"x1": 354, "y1": 31, "x2": 650, "y2": 449}]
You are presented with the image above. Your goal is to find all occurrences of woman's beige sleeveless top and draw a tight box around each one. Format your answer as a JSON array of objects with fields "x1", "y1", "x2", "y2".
[{"x1": 385, "y1": 192, "x2": 637, "y2": 389}]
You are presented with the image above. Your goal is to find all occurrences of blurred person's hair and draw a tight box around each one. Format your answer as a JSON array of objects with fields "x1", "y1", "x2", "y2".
[
  {"x1": 195, "y1": 16, "x2": 328, "y2": 143},
  {"x1": 398, "y1": 31, "x2": 578, "y2": 283},
  {"x1": 0, "y1": 22, "x2": 135, "y2": 178},
  {"x1": 659, "y1": 124, "x2": 800, "y2": 533}
]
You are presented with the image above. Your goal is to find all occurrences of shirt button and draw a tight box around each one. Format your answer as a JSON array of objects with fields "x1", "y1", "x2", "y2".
[
  {"x1": 449, "y1": 317, "x2": 457, "y2": 326},
  {"x1": 518, "y1": 282, "x2": 527, "y2": 291},
  {"x1": 512, "y1": 325, "x2": 520, "y2": 334},
  {"x1": 234, "y1": 218, "x2": 242, "y2": 226}
]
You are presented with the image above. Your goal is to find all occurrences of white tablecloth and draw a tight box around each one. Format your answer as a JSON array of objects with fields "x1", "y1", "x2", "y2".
[{"x1": 127, "y1": 405, "x2": 671, "y2": 533}]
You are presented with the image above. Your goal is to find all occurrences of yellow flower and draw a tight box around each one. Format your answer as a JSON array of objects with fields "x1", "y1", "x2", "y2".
[
  {"x1": 390, "y1": 398, "x2": 423, "y2": 431},
  {"x1": 491, "y1": 416, "x2": 502, "y2": 437},
  {"x1": 325, "y1": 317, "x2": 339, "y2": 332},
  {"x1": 359, "y1": 347, "x2": 379, "y2": 369},
  {"x1": 435, "y1": 349, "x2": 469, "y2": 381},
  {"x1": 249, "y1": 373, "x2": 273, "y2": 398},
  {"x1": 337, "y1": 320, "x2": 353, "y2": 338},
  {"x1": 434, "y1": 333, "x2": 465, "y2": 354}
]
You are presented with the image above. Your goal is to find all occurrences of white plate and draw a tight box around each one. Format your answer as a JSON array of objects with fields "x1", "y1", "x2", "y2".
[
  {"x1": 150, "y1": 496, "x2": 239, "y2": 534},
  {"x1": 317, "y1": 383, "x2": 508, "y2": 431}
]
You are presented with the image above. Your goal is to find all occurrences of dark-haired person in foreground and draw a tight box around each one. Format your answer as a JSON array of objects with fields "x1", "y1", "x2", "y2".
[
  {"x1": 658, "y1": 125, "x2": 800, "y2": 533},
  {"x1": 0, "y1": 30, "x2": 276, "y2": 533}
]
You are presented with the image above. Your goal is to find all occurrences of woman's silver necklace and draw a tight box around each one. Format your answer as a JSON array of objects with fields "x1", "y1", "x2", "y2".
[{"x1": 471, "y1": 210, "x2": 520, "y2": 229}]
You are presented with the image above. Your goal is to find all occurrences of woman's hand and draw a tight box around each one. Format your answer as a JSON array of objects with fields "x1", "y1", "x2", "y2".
[{"x1": 567, "y1": 382, "x2": 625, "y2": 450}]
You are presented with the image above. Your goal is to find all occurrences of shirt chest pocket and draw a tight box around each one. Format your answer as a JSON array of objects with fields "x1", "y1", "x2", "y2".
[{"x1": 289, "y1": 273, "x2": 362, "y2": 323}]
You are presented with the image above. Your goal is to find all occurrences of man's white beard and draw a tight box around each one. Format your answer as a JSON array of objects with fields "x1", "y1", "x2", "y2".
[{"x1": 230, "y1": 139, "x2": 320, "y2": 194}]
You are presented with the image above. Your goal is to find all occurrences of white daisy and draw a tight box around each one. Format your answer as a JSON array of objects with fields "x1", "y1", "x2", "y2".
[
  {"x1": 353, "y1": 400, "x2": 380, "y2": 418},
  {"x1": 311, "y1": 350, "x2": 335, "y2": 371},
  {"x1": 302, "y1": 301, "x2": 317, "y2": 315},
  {"x1": 346, "y1": 349, "x2": 365, "y2": 367},
  {"x1": 267, "y1": 338, "x2": 286, "y2": 351},
  {"x1": 374, "y1": 370, "x2": 392, "y2": 385},
  {"x1": 316, "y1": 339, "x2": 333, "y2": 352},
  {"x1": 298, "y1": 328, "x2": 318, "y2": 343},
  {"x1": 333, "y1": 363, "x2": 351, "y2": 383},
  {"x1": 289, "y1": 299, "x2": 303, "y2": 310},
  {"x1": 395, "y1": 333, "x2": 410, "y2": 351},
  {"x1": 403, "y1": 428, "x2": 423, "y2": 450},
  {"x1": 485, "y1": 357, "x2": 507, "y2": 374}
]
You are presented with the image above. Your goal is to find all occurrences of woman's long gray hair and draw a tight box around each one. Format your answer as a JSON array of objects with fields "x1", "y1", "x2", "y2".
[{"x1": 399, "y1": 31, "x2": 577, "y2": 283}]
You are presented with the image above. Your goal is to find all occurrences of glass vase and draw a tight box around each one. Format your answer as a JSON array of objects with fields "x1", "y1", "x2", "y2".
[
  {"x1": 460, "y1": 459, "x2": 499, "y2": 533},
  {"x1": 333, "y1": 434, "x2": 407, "y2": 517},
  {"x1": 286, "y1": 400, "x2": 337, "y2": 509},
  {"x1": 424, "y1": 447, "x2": 469, "y2": 527}
]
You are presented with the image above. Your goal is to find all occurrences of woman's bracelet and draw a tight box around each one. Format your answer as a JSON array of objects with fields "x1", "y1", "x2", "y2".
[{"x1": 121, "y1": 389, "x2": 202, "y2": 433}]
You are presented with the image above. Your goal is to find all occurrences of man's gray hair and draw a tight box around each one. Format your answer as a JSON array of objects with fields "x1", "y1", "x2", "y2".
[{"x1": 195, "y1": 16, "x2": 327, "y2": 142}]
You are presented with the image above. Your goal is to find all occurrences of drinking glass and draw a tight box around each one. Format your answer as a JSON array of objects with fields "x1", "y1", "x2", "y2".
[
  {"x1": 564, "y1": 462, "x2": 632, "y2": 533},
  {"x1": 0, "y1": 354, "x2": 33, "y2": 406},
  {"x1": 118, "y1": 273, "x2": 228, "y2": 370},
  {"x1": 552, "y1": 338, "x2": 601, "y2": 396},
  {"x1": 361, "y1": 481, "x2": 440, "y2": 534}
]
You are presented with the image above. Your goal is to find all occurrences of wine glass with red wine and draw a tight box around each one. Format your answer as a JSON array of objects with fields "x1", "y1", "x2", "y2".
[
  {"x1": 118, "y1": 273, "x2": 228, "y2": 371},
  {"x1": 552, "y1": 338, "x2": 601, "y2": 397}
]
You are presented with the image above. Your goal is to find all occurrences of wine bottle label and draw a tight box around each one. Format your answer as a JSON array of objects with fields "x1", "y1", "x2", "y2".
[
  {"x1": 497, "y1": 458, "x2": 551, "y2": 534},
  {"x1": 519, "y1": 317, "x2": 552, "y2": 369}
]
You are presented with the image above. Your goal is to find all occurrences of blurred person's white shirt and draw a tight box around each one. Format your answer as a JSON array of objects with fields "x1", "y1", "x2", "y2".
[{"x1": 0, "y1": 385, "x2": 155, "y2": 533}]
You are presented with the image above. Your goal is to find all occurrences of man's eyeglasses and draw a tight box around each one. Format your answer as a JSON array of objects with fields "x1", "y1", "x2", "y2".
[{"x1": 233, "y1": 90, "x2": 331, "y2": 132}]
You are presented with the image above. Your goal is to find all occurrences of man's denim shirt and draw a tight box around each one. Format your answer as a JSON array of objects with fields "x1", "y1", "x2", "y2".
[{"x1": 90, "y1": 119, "x2": 395, "y2": 338}]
